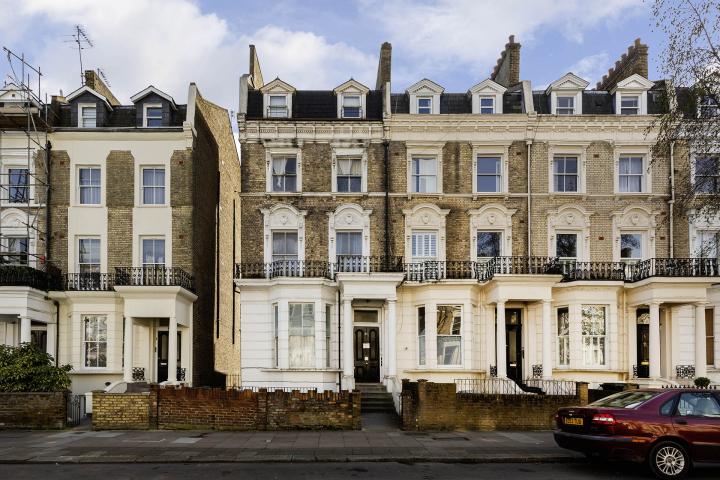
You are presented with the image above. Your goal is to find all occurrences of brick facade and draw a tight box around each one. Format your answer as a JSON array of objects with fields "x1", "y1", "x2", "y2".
[
  {"x1": 0, "y1": 392, "x2": 67, "y2": 429},
  {"x1": 401, "y1": 380, "x2": 588, "y2": 431},
  {"x1": 91, "y1": 386, "x2": 360, "y2": 431}
]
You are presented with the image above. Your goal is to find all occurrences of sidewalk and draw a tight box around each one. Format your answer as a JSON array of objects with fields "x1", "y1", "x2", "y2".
[{"x1": 0, "y1": 422, "x2": 581, "y2": 464}]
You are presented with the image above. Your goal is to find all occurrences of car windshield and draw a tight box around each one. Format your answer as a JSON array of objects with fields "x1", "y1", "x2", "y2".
[{"x1": 589, "y1": 391, "x2": 659, "y2": 409}]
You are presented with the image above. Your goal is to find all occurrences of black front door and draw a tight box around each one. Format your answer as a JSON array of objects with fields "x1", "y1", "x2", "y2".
[
  {"x1": 505, "y1": 309, "x2": 522, "y2": 383},
  {"x1": 354, "y1": 326, "x2": 380, "y2": 382},
  {"x1": 157, "y1": 331, "x2": 181, "y2": 382},
  {"x1": 637, "y1": 323, "x2": 650, "y2": 378}
]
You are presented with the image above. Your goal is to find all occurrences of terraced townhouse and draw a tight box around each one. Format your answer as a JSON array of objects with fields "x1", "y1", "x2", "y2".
[
  {"x1": 0, "y1": 71, "x2": 240, "y2": 394},
  {"x1": 234, "y1": 37, "x2": 720, "y2": 402}
]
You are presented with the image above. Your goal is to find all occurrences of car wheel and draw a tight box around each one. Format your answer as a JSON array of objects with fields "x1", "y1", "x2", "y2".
[{"x1": 648, "y1": 441, "x2": 690, "y2": 479}]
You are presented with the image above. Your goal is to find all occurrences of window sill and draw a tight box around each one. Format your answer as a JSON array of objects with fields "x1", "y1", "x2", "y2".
[
  {"x1": 72, "y1": 204, "x2": 105, "y2": 208},
  {"x1": 614, "y1": 192, "x2": 652, "y2": 197},
  {"x1": 265, "y1": 192, "x2": 302, "y2": 196},
  {"x1": 135, "y1": 204, "x2": 170, "y2": 208}
]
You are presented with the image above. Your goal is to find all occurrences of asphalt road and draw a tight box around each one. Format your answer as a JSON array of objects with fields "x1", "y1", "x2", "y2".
[{"x1": 1, "y1": 462, "x2": 719, "y2": 479}]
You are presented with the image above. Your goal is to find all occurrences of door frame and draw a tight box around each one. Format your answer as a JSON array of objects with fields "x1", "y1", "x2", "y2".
[
  {"x1": 156, "y1": 329, "x2": 182, "y2": 383},
  {"x1": 352, "y1": 307, "x2": 384, "y2": 383}
]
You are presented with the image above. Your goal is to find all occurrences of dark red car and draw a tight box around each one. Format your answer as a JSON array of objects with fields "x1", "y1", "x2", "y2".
[{"x1": 554, "y1": 388, "x2": 720, "y2": 479}]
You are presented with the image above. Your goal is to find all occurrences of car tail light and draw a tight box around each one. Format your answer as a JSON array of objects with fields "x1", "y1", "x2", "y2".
[{"x1": 592, "y1": 413, "x2": 616, "y2": 425}]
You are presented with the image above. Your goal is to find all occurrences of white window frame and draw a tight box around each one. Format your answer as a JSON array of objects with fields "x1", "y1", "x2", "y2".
[
  {"x1": 472, "y1": 144, "x2": 509, "y2": 196},
  {"x1": 261, "y1": 204, "x2": 307, "y2": 264},
  {"x1": 613, "y1": 145, "x2": 652, "y2": 195},
  {"x1": 555, "y1": 95, "x2": 576, "y2": 115},
  {"x1": 416, "y1": 96, "x2": 433, "y2": 115},
  {"x1": 688, "y1": 211, "x2": 720, "y2": 261},
  {"x1": 619, "y1": 95, "x2": 640, "y2": 115},
  {"x1": 417, "y1": 306, "x2": 426, "y2": 366},
  {"x1": 327, "y1": 203, "x2": 371, "y2": 264},
  {"x1": 557, "y1": 307, "x2": 570, "y2": 367},
  {"x1": 611, "y1": 206, "x2": 656, "y2": 262},
  {"x1": 288, "y1": 302, "x2": 315, "y2": 368},
  {"x1": 547, "y1": 205, "x2": 591, "y2": 263},
  {"x1": 410, "y1": 156, "x2": 438, "y2": 194},
  {"x1": 468, "y1": 204, "x2": 515, "y2": 262},
  {"x1": 78, "y1": 102, "x2": 97, "y2": 128},
  {"x1": 407, "y1": 144, "x2": 443, "y2": 194},
  {"x1": 619, "y1": 232, "x2": 644, "y2": 263},
  {"x1": 267, "y1": 94, "x2": 289, "y2": 118},
  {"x1": 331, "y1": 147, "x2": 367, "y2": 193},
  {"x1": 613, "y1": 91, "x2": 648, "y2": 115},
  {"x1": 546, "y1": 73, "x2": 588, "y2": 115},
  {"x1": 340, "y1": 94, "x2": 363, "y2": 119},
  {"x1": 548, "y1": 144, "x2": 587, "y2": 195},
  {"x1": 581, "y1": 305, "x2": 607, "y2": 367},
  {"x1": 77, "y1": 237, "x2": 101, "y2": 273},
  {"x1": 478, "y1": 96, "x2": 495, "y2": 114},
  {"x1": 271, "y1": 303, "x2": 279, "y2": 368},
  {"x1": 143, "y1": 103, "x2": 163, "y2": 127},
  {"x1": 82, "y1": 314, "x2": 108, "y2": 369},
  {"x1": 266, "y1": 147, "x2": 302, "y2": 193},
  {"x1": 140, "y1": 236, "x2": 166, "y2": 268},
  {"x1": 555, "y1": 232, "x2": 580, "y2": 262},
  {"x1": 333, "y1": 79, "x2": 369, "y2": 119},
  {"x1": 436, "y1": 305, "x2": 462, "y2": 367},
  {"x1": 404, "y1": 203, "x2": 449, "y2": 263},
  {"x1": 261, "y1": 78, "x2": 295, "y2": 119},
  {"x1": 0, "y1": 235, "x2": 28, "y2": 265},
  {"x1": 691, "y1": 153, "x2": 720, "y2": 195},
  {"x1": 5, "y1": 167, "x2": 29, "y2": 204},
  {"x1": 140, "y1": 166, "x2": 166, "y2": 205},
  {"x1": 77, "y1": 166, "x2": 102, "y2": 206},
  {"x1": 410, "y1": 231, "x2": 438, "y2": 262},
  {"x1": 468, "y1": 79, "x2": 506, "y2": 114},
  {"x1": 475, "y1": 230, "x2": 503, "y2": 260},
  {"x1": 407, "y1": 79, "x2": 443, "y2": 115}
]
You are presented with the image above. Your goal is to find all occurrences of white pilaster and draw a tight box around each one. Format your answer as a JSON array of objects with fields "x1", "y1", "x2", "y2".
[
  {"x1": 123, "y1": 317, "x2": 134, "y2": 382},
  {"x1": 649, "y1": 302, "x2": 661, "y2": 379},
  {"x1": 695, "y1": 303, "x2": 707, "y2": 378},
  {"x1": 342, "y1": 297, "x2": 354, "y2": 388},
  {"x1": 496, "y1": 301, "x2": 507, "y2": 378},
  {"x1": 627, "y1": 306, "x2": 637, "y2": 378},
  {"x1": 387, "y1": 299, "x2": 397, "y2": 378},
  {"x1": 541, "y1": 300, "x2": 552, "y2": 379},
  {"x1": 19, "y1": 316, "x2": 31, "y2": 344},
  {"x1": 168, "y1": 316, "x2": 178, "y2": 382},
  {"x1": 278, "y1": 300, "x2": 290, "y2": 369}
]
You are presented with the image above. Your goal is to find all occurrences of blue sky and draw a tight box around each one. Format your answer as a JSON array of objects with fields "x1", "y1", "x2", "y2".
[{"x1": 0, "y1": 0, "x2": 666, "y2": 111}]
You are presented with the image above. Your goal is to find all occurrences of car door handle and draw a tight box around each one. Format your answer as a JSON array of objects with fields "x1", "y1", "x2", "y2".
[{"x1": 675, "y1": 419, "x2": 687, "y2": 425}]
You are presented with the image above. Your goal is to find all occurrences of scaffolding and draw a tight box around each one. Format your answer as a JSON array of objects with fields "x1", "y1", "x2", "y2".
[{"x1": 0, "y1": 47, "x2": 52, "y2": 276}]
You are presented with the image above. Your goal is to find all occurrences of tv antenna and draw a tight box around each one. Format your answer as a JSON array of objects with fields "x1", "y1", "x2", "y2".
[{"x1": 65, "y1": 25, "x2": 93, "y2": 85}]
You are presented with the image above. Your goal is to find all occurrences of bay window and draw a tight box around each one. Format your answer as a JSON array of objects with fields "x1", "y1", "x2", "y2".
[
  {"x1": 557, "y1": 307, "x2": 570, "y2": 366},
  {"x1": 582, "y1": 306, "x2": 606, "y2": 366},
  {"x1": 417, "y1": 307, "x2": 426, "y2": 366},
  {"x1": 288, "y1": 303, "x2": 315, "y2": 368},
  {"x1": 437, "y1": 305, "x2": 461, "y2": 366}
]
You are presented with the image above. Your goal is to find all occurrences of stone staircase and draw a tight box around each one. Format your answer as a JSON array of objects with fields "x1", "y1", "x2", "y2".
[{"x1": 356, "y1": 383, "x2": 396, "y2": 414}]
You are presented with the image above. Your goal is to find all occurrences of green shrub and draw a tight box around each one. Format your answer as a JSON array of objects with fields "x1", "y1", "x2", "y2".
[
  {"x1": 0, "y1": 343, "x2": 72, "y2": 392},
  {"x1": 694, "y1": 377, "x2": 711, "y2": 388}
]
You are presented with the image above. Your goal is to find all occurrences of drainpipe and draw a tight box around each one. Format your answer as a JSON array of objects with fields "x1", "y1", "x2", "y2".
[
  {"x1": 53, "y1": 300, "x2": 59, "y2": 367},
  {"x1": 45, "y1": 140, "x2": 52, "y2": 265},
  {"x1": 383, "y1": 140, "x2": 391, "y2": 262},
  {"x1": 669, "y1": 141, "x2": 675, "y2": 258},
  {"x1": 526, "y1": 140, "x2": 533, "y2": 256},
  {"x1": 337, "y1": 290, "x2": 342, "y2": 391}
]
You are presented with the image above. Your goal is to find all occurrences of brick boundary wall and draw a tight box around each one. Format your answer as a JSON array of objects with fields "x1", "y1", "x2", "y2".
[
  {"x1": 401, "y1": 380, "x2": 588, "y2": 431},
  {"x1": 0, "y1": 392, "x2": 67, "y2": 429},
  {"x1": 92, "y1": 392, "x2": 155, "y2": 430},
  {"x1": 92, "y1": 386, "x2": 361, "y2": 431}
]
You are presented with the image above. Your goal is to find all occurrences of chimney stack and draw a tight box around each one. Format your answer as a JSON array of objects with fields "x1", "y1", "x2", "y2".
[
  {"x1": 375, "y1": 42, "x2": 392, "y2": 90},
  {"x1": 84, "y1": 70, "x2": 120, "y2": 106},
  {"x1": 490, "y1": 35, "x2": 521, "y2": 87},
  {"x1": 249, "y1": 45, "x2": 264, "y2": 89},
  {"x1": 596, "y1": 38, "x2": 649, "y2": 90}
]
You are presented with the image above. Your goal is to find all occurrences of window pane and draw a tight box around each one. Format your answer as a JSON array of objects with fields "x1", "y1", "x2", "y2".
[
  {"x1": 620, "y1": 234, "x2": 642, "y2": 259},
  {"x1": 437, "y1": 336, "x2": 461, "y2": 365},
  {"x1": 556, "y1": 234, "x2": 578, "y2": 258},
  {"x1": 477, "y1": 231, "x2": 501, "y2": 257},
  {"x1": 437, "y1": 306, "x2": 461, "y2": 335},
  {"x1": 337, "y1": 231, "x2": 362, "y2": 255},
  {"x1": 477, "y1": 157, "x2": 500, "y2": 174},
  {"x1": 269, "y1": 95, "x2": 286, "y2": 106}
]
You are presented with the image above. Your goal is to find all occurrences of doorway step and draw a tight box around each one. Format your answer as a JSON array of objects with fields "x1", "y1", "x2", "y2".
[{"x1": 356, "y1": 383, "x2": 396, "y2": 413}]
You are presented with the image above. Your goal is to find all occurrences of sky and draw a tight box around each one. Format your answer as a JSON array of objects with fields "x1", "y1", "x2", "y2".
[{"x1": 0, "y1": 0, "x2": 667, "y2": 113}]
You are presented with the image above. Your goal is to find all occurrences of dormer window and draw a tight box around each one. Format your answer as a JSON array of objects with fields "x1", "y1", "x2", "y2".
[
  {"x1": 144, "y1": 104, "x2": 163, "y2": 126},
  {"x1": 261, "y1": 78, "x2": 296, "y2": 119},
  {"x1": 80, "y1": 104, "x2": 97, "y2": 127},
  {"x1": 417, "y1": 97, "x2": 432, "y2": 114},
  {"x1": 268, "y1": 95, "x2": 288, "y2": 118},
  {"x1": 611, "y1": 74, "x2": 654, "y2": 115},
  {"x1": 699, "y1": 96, "x2": 719, "y2": 118},
  {"x1": 333, "y1": 79, "x2": 369, "y2": 119},
  {"x1": 479, "y1": 97, "x2": 495, "y2": 114},
  {"x1": 341, "y1": 94, "x2": 361, "y2": 118},
  {"x1": 620, "y1": 95, "x2": 639, "y2": 115},
  {"x1": 556, "y1": 96, "x2": 575, "y2": 115}
]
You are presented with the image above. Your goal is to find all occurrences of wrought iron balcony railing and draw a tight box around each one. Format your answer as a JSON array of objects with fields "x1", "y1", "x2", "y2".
[
  {"x1": 114, "y1": 267, "x2": 194, "y2": 291},
  {"x1": 234, "y1": 257, "x2": 720, "y2": 283},
  {"x1": 64, "y1": 273, "x2": 115, "y2": 291},
  {"x1": 0, "y1": 264, "x2": 56, "y2": 290}
]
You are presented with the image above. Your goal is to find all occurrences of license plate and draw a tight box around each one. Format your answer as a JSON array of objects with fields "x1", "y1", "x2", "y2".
[{"x1": 563, "y1": 417, "x2": 583, "y2": 426}]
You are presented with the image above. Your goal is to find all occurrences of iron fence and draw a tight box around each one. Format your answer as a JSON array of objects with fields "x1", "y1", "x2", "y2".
[
  {"x1": 455, "y1": 378, "x2": 524, "y2": 395},
  {"x1": 66, "y1": 393, "x2": 87, "y2": 427},
  {"x1": 631, "y1": 258, "x2": 719, "y2": 282},
  {"x1": 334, "y1": 255, "x2": 404, "y2": 274},
  {"x1": 559, "y1": 261, "x2": 626, "y2": 281},
  {"x1": 64, "y1": 273, "x2": 115, "y2": 291},
  {"x1": 522, "y1": 379, "x2": 578, "y2": 396}
]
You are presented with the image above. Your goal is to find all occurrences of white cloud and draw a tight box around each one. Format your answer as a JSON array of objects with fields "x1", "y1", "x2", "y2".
[
  {"x1": 0, "y1": 0, "x2": 376, "y2": 110},
  {"x1": 566, "y1": 53, "x2": 611, "y2": 85},
  {"x1": 362, "y1": 0, "x2": 643, "y2": 88}
]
